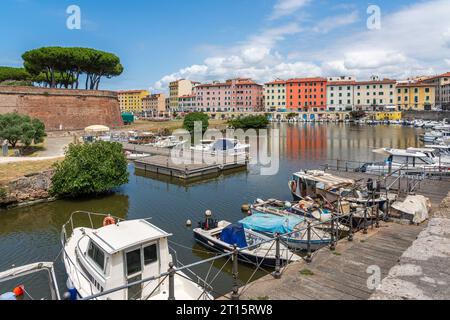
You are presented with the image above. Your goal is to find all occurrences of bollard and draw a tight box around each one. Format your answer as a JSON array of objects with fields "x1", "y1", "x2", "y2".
[
  {"x1": 348, "y1": 212, "x2": 354, "y2": 242},
  {"x1": 273, "y1": 233, "x2": 282, "y2": 279},
  {"x1": 330, "y1": 213, "x2": 336, "y2": 251},
  {"x1": 363, "y1": 208, "x2": 368, "y2": 235},
  {"x1": 168, "y1": 262, "x2": 175, "y2": 301},
  {"x1": 376, "y1": 205, "x2": 380, "y2": 228},
  {"x1": 306, "y1": 222, "x2": 312, "y2": 263},
  {"x1": 231, "y1": 245, "x2": 240, "y2": 300}
]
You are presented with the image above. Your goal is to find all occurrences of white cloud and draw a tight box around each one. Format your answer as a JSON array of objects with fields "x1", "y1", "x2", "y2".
[
  {"x1": 312, "y1": 10, "x2": 359, "y2": 33},
  {"x1": 270, "y1": 0, "x2": 311, "y2": 20},
  {"x1": 153, "y1": 0, "x2": 450, "y2": 91}
]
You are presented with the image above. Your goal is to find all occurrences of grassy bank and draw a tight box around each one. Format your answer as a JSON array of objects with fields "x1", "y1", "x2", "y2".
[
  {"x1": 119, "y1": 119, "x2": 228, "y2": 133},
  {"x1": 0, "y1": 158, "x2": 62, "y2": 185}
]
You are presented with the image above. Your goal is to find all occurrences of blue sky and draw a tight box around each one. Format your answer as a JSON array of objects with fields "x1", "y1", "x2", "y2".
[{"x1": 1, "y1": 0, "x2": 450, "y2": 91}]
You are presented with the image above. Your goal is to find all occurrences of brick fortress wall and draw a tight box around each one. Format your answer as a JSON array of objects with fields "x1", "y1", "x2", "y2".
[{"x1": 0, "y1": 86, "x2": 123, "y2": 131}]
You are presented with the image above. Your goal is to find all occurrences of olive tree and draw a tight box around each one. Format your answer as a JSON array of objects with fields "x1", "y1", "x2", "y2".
[{"x1": 0, "y1": 113, "x2": 46, "y2": 148}]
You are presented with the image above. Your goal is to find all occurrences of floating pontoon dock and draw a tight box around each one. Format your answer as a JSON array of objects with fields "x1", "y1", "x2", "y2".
[{"x1": 134, "y1": 155, "x2": 247, "y2": 179}]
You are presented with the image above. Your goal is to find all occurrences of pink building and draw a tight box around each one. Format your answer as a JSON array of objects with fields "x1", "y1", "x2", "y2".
[{"x1": 193, "y1": 78, "x2": 263, "y2": 112}]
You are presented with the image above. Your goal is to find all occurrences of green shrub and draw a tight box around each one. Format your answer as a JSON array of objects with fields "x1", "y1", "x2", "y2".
[
  {"x1": 183, "y1": 112, "x2": 209, "y2": 133},
  {"x1": 0, "y1": 186, "x2": 7, "y2": 199},
  {"x1": 51, "y1": 141, "x2": 129, "y2": 198},
  {"x1": 286, "y1": 113, "x2": 298, "y2": 119},
  {"x1": 228, "y1": 115, "x2": 269, "y2": 129}
]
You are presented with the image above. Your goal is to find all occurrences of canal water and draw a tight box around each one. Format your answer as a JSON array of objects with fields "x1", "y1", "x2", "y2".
[{"x1": 0, "y1": 124, "x2": 424, "y2": 299}]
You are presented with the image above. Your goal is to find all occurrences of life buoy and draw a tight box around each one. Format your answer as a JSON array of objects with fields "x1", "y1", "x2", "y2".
[
  {"x1": 103, "y1": 216, "x2": 116, "y2": 227},
  {"x1": 290, "y1": 180, "x2": 297, "y2": 193}
]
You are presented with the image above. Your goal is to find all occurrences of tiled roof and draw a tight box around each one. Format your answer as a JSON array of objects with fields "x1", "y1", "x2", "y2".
[
  {"x1": 118, "y1": 90, "x2": 148, "y2": 94},
  {"x1": 420, "y1": 72, "x2": 450, "y2": 82},
  {"x1": 354, "y1": 79, "x2": 396, "y2": 85},
  {"x1": 286, "y1": 77, "x2": 327, "y2": 83},
  {"x1": 265, "y1": 80, "x2": 286, "y2": 85}
]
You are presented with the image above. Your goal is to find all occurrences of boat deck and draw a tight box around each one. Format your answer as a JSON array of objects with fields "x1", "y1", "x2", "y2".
[{"x1": 325, "y1": 170, "x2": 450, "y2": 207}]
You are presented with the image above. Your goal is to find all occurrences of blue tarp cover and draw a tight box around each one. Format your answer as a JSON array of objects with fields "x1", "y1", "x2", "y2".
[
  {"x1": 240, "y1": 213, "x2": 303, "y2": 234},
  {"x1": 212, "y1": 139, "x2": 234, "y2": 151},
  {"x1": 220, "y1": 223, "x2": 248, "y2": 248}
]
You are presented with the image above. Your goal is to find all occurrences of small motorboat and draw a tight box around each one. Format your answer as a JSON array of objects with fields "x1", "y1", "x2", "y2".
[
  {"x1": 152, "y1": 136, "x2": 186, "y2": 149},
  {"x1": 62, "y1": 211, "x2": 212, "y2": 300},
  {"x1": 0, "y1": 262, "x2": 61, "y2": 300},
  {"x1": 250, "y1": 198, "x2": 349, "y2": 233},
  {"x1": 407, "y1": 147, "x2": 450, "y2": 165},
  {"x1": 125, "y1": 151, "x2": 150, "y2": 160},
  {"x1": 191, "y1": 138, "x2": 249, "y2": 156},
  {"x1": 360, "y1": 148, "x2": 450, "y2": 176},
  {"x1": 193, "y1": 211, "x2": 300, "y2": 267},
  {"x1": 239, "y1": 213, "x2": 332, "y2": 251}
]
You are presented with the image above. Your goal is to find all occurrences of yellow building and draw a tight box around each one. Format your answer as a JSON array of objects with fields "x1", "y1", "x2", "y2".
[
  {"x1": 396, "y1": 83, "x2": 435, "y2": 110},
  {"x1": 375, "y1": 111, "x2": 403, "y2": 121},
  {"x1": 118, "y1": 90, "x2": 150, "y2": 113},
  {"x1": 169, "y1": 79, "x2": 198, "y2": 111},
  {"x1": 264, "y1": 80, "x2": 286, "y2": 112}
]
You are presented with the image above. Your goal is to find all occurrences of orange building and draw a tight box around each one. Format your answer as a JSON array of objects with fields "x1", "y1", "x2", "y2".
[{"x1": 286, "y1": 77, "x2": 327, "y2": 112}]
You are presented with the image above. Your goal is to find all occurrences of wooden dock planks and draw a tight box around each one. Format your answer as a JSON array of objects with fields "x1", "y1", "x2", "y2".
[{"x1": 233, "y1": 222, "x2": 425, "y2": 300}]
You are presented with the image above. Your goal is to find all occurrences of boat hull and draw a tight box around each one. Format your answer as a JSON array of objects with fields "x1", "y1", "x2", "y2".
[{"x1": 193, "y1": 230, "x2": 286, "y2": 268}]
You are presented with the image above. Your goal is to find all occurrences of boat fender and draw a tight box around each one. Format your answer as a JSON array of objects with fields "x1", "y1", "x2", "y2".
[
  {"x1": 290, "y1": 180, "x2": 297, "y2": 193},
  {"x1": 103, "y1": 216, "x2": 116, "y2": 227},
  {"x1": 13, "y1": 286, "x2": 24, "y2": 297}
]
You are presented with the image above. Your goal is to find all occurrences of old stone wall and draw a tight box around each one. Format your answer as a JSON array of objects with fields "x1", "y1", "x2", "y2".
[
  {"x1": 0, "y1": 170, "x2": 54, "y2": 208},
  {"x1": 0, "y1": 86, "x2": 123, "y2": 131}
]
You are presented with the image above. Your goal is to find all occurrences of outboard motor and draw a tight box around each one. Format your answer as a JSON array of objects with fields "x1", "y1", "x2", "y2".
[
  {"x1": 199, "y1": 210, "x2": 218, "y2": 230},
  {"x1": 367, "y1": 178, "x2": 374, "y2": 192}
]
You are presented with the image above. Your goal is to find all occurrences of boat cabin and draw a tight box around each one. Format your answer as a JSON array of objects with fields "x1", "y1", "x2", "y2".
[
  {"x1": 71, "y1": 220, "x2": 172, "y2": 300},
  {"x1": 373, "y1": 148, "x2": 436, "y2": 167},
  {"x1": 291, "y1": 170, "x2": 355, "y2": 202},
  {"x1": 128, "y1": 132, "x2": 155, "y2": 145}
]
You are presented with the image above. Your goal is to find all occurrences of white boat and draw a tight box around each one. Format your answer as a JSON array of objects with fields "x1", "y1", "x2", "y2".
[
  {"x1": 152, "y1": 136, "x2": 186, "y2": 149},
  {"x1": 190, "y1": 139, "x2": 215, "y2": 152},
  {"x1": 191, "y1": 138, "x2": 249, "y2": 156},
  {"x1": 361, "y1": 148, "x2": 449, "y2": 176},
  {"x1": 421, "y1": 130, "x2": 444, "y2": 143},
  {"x1": 425, "y1": 144, "x2": 450, "y2": 156},
  {"x1": 288, "y1": 170, "x2": 395, "y2": 216},
  {"x1": 0, "y1": 262, "x2": 61, "y2": 300},
  {"x1": 125, "y1": 151, "x2": 150, "y2": 160},
  {"x1": 407, "y1": 147, "x2": 450, "y2": 165},
  {"x1": 414, "y1": 120, "x2": 425, "y2": 128},
  {"x1": 239, "y1": 212, "x2": 332, "y2": 251},
  {"x1": 62, "y1": 212, "x2": 212, "y2": 300},
  {"x1": 194, "y1": 213, "x2": 301, "y2": 267}
]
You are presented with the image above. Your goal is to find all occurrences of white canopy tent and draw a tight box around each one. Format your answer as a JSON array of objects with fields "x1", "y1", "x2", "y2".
[{"x1": 84, "y1": 125, "x2": 110, "y2": 133}]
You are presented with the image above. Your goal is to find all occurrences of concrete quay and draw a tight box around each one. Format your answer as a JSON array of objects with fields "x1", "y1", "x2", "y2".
[{"x1": 370, "y1": 192, "x2": 450, "y2": 300}]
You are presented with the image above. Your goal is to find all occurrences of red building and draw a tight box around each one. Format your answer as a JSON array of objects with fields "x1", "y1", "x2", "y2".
[{"x1": 286, "y1": 77, "x2": 327, "y2": 112}]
